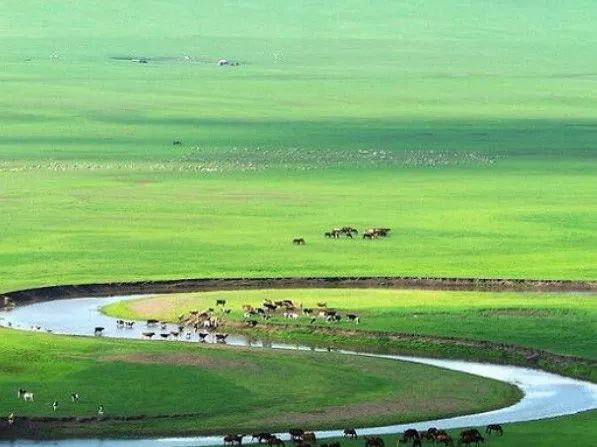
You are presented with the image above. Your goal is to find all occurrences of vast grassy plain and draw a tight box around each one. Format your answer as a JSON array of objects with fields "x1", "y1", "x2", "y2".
[
  {"x1": 0, "y1": 0, "x2": 596, "y2": 441},
  {"x1": 0, "y1": 328, "x2": 521, "y2": 438},
  {"x1": 1, "y1": 0, "x2": 596, "y2": 291}
]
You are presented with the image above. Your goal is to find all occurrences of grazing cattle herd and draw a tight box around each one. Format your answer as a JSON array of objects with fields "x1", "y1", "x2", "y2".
[{"x1": 218, "y1": 425, "x2": 503, "y2": 447}]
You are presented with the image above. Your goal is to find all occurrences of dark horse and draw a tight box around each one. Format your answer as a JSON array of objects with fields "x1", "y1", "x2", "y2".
[
  {"x1": 293, "y1": 238, "x2": 306, "y2": 245},
  {"x1": 364, "y1": 437, "x2": 384, "y2": 447},
  {"x1": 485, "y1": 424, "x2": 503, "y2": 436}
]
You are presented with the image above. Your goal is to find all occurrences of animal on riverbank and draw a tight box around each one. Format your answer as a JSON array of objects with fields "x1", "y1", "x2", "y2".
[
  {"x1": 7, "y1": 413, "x2": 15, "y2": 426},
  {"x1": 267, "y1": 437, "x2": 285, "y2": 447},
  {"x1": 485, "y1": 424, "x2": 503, "y2": 436},
  {"x1": 289, "y1": 428, "x2": 305, "y2": 441},
  {"x1": 215, "y1": 333, "x2": 229, "y2": 343},
  {"x1": 364, "y1": 436, "x2": 384, "y2": 447},
  {"x1": 435, "y1": 434, "x2": 453, "y2": 446},
  {"x1": 459, "y1": 429, "x2": 484, "y2": 447},
  {"x1": 224, "y1": 434, "x2": 244, "y2": 445},
  {"x1": 301, "y1": 432, "x2": 316, "y2": 444},
  {"x1": 142, "y1": 332, "x2": 155, "y2": 339},
  {"x1": 94, "y1": 327, "x2": 104, "y2": 336},
  {"x1": 293, "y1": 238, "x2": 306, "y2": 245},
  {"x1": 252, "y1": 433, "x2": 273, "y2": 443},
  {"x1": 344, "y1": 428, "x2": 358, "y2": 439},
  {"x1": 399, "y1": 429, "x2": 420, "y2": 444},
  {"x1": 116, "y1": 319, "x2": 125, "y2": 328},
  {"x1": 196, "y1": 331, "x2": 208, "y2": 341},
  {"x1": 216, "y1": 299, "x2": 226, "y2": 306},
  {"x1": 346, "y1": 313, "x2": 360, "y2": 323},
  {"x1": 146, "y1": 319, "x2": 159, "y2": 327}
]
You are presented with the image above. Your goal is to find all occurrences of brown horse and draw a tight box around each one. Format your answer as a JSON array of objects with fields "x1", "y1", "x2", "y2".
[{"x1": 435, "y1": 434, "x2": 453, "y2": 446}]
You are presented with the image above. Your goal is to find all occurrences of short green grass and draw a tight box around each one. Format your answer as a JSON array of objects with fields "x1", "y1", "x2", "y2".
[
  {"x1": 104, "y1": 289, "x2": 597, "y2": 359},
  {"x1": 306, "y1": 410, "x2": 597, "y2": 447},
  {"x1": 1, "y1": 1, "x2": 597, "y2": 292},
  {"x1": 0, "y1": 328, "x2": 520, "y2": 438}
]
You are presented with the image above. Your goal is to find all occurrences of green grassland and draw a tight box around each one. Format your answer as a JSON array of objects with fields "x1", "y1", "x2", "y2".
[
  {"x1": 312, "y1": 410, "x2": 597, "y2": 447},
  {"x1": 104, "y1": 289, "x2": 597, "y2": 359},
  {"x1": 0, "y1": 328, "x2": 521, "y2": 438},
  {"x1": 1, "y1": 0, "x2": 597, "y2": 291}
]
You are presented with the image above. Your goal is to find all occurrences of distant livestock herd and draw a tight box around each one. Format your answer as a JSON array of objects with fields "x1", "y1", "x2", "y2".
[
  {"x1": 220, "y1": 425, "x2": 503, "y2": 447},
  {"x1": 294, "y1": 226, "x2": 391, "y2": 245}
]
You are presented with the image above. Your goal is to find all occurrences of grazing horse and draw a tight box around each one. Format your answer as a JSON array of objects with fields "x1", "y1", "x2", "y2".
[
  {"x1": 198, "y1": 332, "x2": 209, "y2": 342},
  {"x1": 146, "y1": 319, "x2": 159, "y2": 327},
  {"x1": 142, "y1": 332, "x2": 155, "y2": 339},
  {"x1": 364, "y1": 436, "x2": 384, "y2": 447},
  {"x1": 485, "y1": 424, "x2": 503, "y2": 436},
  {"x1": 302, "y1": 432, "x2": 316, "y2": 444},
  {"x1": 399, "y1": 429, "x2": 420, "y2": 444},
  {"x1": 252, "y1": 433, "x2": 273, "y2": 444},
  {"x1": 216, "y1": 299, "x2": 226, "y2": 306},
  {"x1": 293, "y1": 238, "x2": 306, "y2": 245},
  {"x1": 224, "y1": 434, "x2": 244, "y2": 445},
  {"x1": 363, "y1": 233, "x2": 374, "y2": 239},
  {"x1": 267, "y1": 437, "x2": 285, "y2": 447},
  {"x1": 71, "y1": 393, "x2": 80, "y2": 403},
  {"x1": 289, "y1": 428, "x2": 305, "y2": 441},
  {"x1": 94, "y1": 327, "x2": 104, "y2": 336},
  {"x1": 160, "y1": 333, "x2": 170, "y2": 339},
  {"x1": 344, "y1": 428, "x2": 358, "y2": 439},
  {"x1": 458, "y1": 434, "x2": 484, "y2": 447},
  {"x1": 435, "y1": 434, "x2": 454, "y2": 446}
]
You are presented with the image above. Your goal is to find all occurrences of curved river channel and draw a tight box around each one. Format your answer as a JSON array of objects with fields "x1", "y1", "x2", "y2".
[{"x1": 1, "y1": 295, "x2": 596, "y2": 447}]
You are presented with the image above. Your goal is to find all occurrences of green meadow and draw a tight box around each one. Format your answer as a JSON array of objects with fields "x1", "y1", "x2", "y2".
[
  {"x1": 0, "y1": 328, "x2": 521, "y2": 438},
  {"x1": 1, "y1": 0, "x2": 596, "y2": 291},
  {"x1": 104, "y1": 288, "x2": 597, "y2": 359}
]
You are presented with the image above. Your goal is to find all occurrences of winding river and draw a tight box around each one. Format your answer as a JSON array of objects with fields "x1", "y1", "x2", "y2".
[{"x1": 1, "y1": 295, "x2": 596, "y2": 447}]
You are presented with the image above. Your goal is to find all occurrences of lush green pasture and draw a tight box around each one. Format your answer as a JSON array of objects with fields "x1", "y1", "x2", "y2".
[
  {"x1": 0, "y1": 1, "x2": 597, "y2": 291},
  {"x1": 0, "y1": 328, "x2": 520, "y2": 438},
  {"x1": 309, "y1": 410, "x2": 597, "y2": 447},
  {"x1": 104, "y1": 289, "x2": 597, "y2": 359}
]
